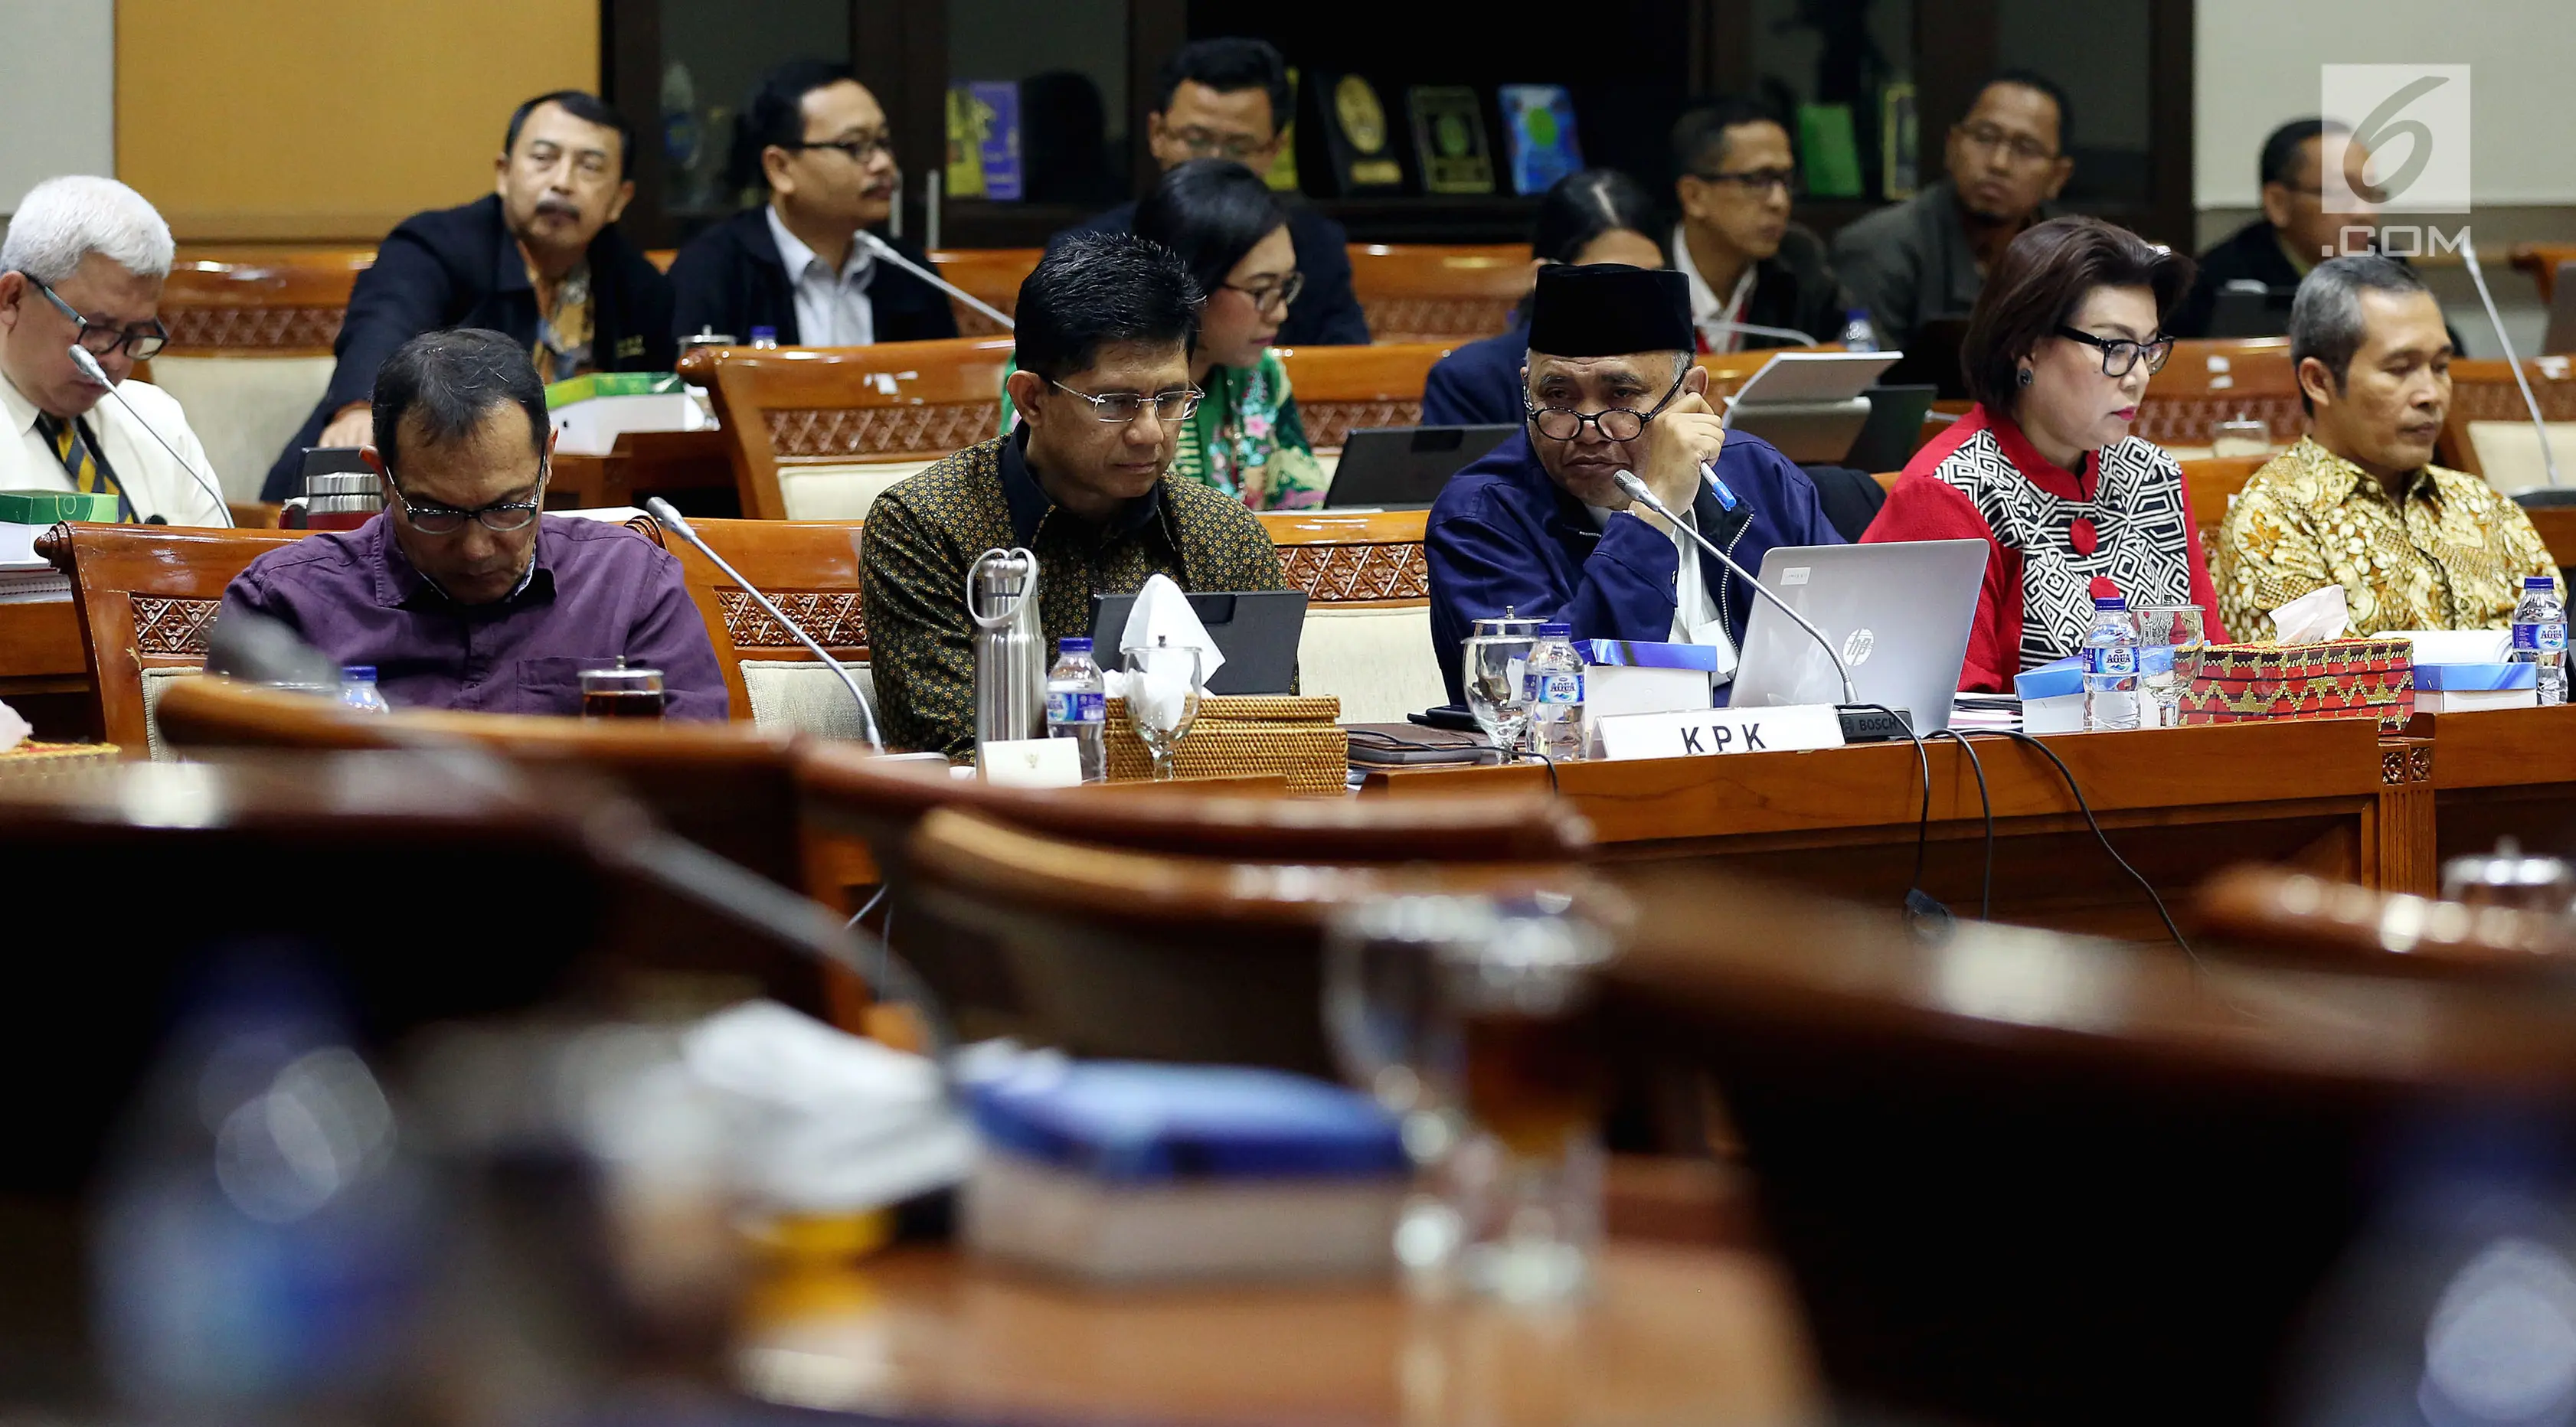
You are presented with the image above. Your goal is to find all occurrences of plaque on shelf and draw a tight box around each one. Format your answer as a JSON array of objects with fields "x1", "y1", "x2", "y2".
[
  {"x1": 1498, "y1": 84, "x2": 1582, "y2": 195},
  {"x1": 967, "y1": 80, "x2": 1023, "y2": 201},
  {"x1": 1881, "y1": 81, "x2": 1920, "y2": 201},
  {"x1": 1317, "y1": 73, "x2": 1404, "y2": 194},
  {"x1": 1407, "y1": 86, "x2": 1494, "y2": 195},
  {"x1": 1265, "y1": 67, "x2": 1303, "y2": 193},
  {"x1": 943, "y1": 83, "x2": 989, "y2": 200}
]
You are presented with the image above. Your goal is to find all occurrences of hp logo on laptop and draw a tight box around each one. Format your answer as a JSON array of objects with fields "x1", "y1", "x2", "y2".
[{"x1": 1842, "y1": 629, "x2": 1875, "y2": 666}]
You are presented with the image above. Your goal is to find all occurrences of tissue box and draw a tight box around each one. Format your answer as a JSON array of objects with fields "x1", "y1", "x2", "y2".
[
  {"x1": 2178, "y1": 638, "x2": 2416, "y2": 730},
  {"x1": 2012, "y1": 655, "x2": 2086, "y2": 734},
  {"x1": 2414, "y1": 661, "x2": 2538, "y2": 712},
  {"x1": 0, "y1": 490, "x2": 118, "y2": 525},
  {"x1": 959, "y1": 1061, "x2": 1407, "y2": 1283},
  {"x1": 546, "y1": 372, "x2": 709, "y2": 456},
  {"x1": 1580, "y1": 638, "x2": 1718, "y2": 743}
]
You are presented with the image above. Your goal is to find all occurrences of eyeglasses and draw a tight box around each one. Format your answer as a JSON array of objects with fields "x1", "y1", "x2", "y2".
[
  {"x1": 1224, "y1": 271, "x2": 1304, "y2": 313},
  {"x1": 1690, "y1": 167, "x2": 1796, "y2": 195},
  {"x1": 2055, "y1": 325, "x2": 2175, "y2": 377},
  {"x1": 1168, "y1": 127, "x2": 1271, "y2": 162},
  {"x1": 385, "y1": 467, "x2": 548, "y2": 534},
  {"x1": 1524, "y1": 365, "x2": 1690, "y2": 442},
  {"x1": 25, "y1": 276, "x2": 168, "y2": 360},
  {"x1": 784, "y1": 133, "x2": 894, "y2": 165},
  {"x1": 1050, "y1": 380, "x2": 1203, "y2": 424},
  {"x1": 1957, "y1": 122, "x2": 2058, "y2": 165}
]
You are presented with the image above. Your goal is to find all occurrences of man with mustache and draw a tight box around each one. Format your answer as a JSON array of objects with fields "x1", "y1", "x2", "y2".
[
  {"x1": 1425, "y1": 263, "x2": 1841, "y2": 707},
  {"x1": 2217, "y1": 256, "x2": 2558, "y2": 639},
  {"x1": 1832, "y1": 71, "x2": 2073, "y2": 354},
  {"x1": 263, "y1": 91, "x2": 674, "y2": 500},
  {"x1": 667, "y1": 60, "x2": 956, "y2": 351}
]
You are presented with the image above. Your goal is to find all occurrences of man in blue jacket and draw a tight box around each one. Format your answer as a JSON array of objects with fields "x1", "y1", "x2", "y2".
[
  {"x1": 263, "y1": 91, "x2": 674, "y2": 501},
  {"x1": 1427, "y1": 263, "x2": 1842, "y2": 705}
]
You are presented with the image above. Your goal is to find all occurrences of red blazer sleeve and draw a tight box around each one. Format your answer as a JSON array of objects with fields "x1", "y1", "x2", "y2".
[{"x1": 1864, "y1": 475, "x2": 2020, "y2": 694}]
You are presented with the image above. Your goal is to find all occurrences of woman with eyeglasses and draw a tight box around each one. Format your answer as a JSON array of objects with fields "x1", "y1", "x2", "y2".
[
  {"x1": 1862, "y1": 215, "x2": 2225, "y2": 691},
  {"x1": 1006, "y1": 158, "x2": 1325, "y2": 511},
  {"x1": 1421, "y1": 168, "x2": 1666, "y2": 428}
]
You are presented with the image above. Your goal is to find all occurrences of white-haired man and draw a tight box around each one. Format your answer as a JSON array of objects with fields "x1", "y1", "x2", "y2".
[{"x1": 0, "y1": 176, "x2": 223, "y2": 525}]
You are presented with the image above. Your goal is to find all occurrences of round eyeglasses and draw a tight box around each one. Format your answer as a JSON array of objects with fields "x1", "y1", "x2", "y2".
[
  {"x1": 1050, "y1": 380, "x2": 1204, "y2": 424},
  {"x1": 1524, "y1": 365, "x2": 1690, "y2": 443}
]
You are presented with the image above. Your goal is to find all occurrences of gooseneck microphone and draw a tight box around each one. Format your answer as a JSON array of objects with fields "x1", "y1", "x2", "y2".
[
  {"x1": 2459, "y1": 243, "x2": 2561, "y2": 489},
  {"x1": 1613, "y1": 466, "x2": 1857, "y2": 705},
  {"x1": 854, "y1": 231, "x2": 1015, "y2": 331},
  {"x1": 1701, "y1": 318, "x2": 1822, "y2": 348},
  {"x1": 646, "y1": 497, "x2": 884, "y2": 751},
  {"x1": 69, "y1": 345, "x2": 234, "y2": 527}
]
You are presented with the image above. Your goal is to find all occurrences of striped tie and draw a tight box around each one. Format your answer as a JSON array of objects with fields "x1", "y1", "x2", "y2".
[{"x1": 41, "y1": 413, "x2": 133, "y2": 523}]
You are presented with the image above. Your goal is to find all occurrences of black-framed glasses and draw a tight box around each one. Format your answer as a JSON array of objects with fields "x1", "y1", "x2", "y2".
[
  {"x1": 1169, "y1": 127, "x2": 1270, "y2": 162},
  {"x1": 1691, "y1": 167, "x2": 1796, "y2": 195},
  {"x1": 1050, "y1": 380, "x2": 1202, "y2": 425},
  {"x1": 1224, "y1": 271, "x2": 1304, "y2": 313},
  {"x1": 384, "y1": 466, "x2": 548, "y2": 534},
  {"x1": 784, "y1": 134, "x2": 894, "y2": 165},
  {"x1": 2055, "y1": 326, "x2": 2175, "y2": 377},
  {"x1": 1525, "y1": 364, "x2": 1690, "y2": 442},
  {"x1": 25, "y1": 276, "x2": 168, "y2": 360},
  {"x1": 1956, "y1": 122, "x2": 2058, "y2": 165}
]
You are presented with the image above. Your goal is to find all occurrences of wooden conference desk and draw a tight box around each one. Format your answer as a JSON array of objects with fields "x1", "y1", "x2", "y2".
[
  {"x1": 1367, "y1": 718, "x2": 2413, "y2": 941},
  {"x1": 2407, "y1": 703, "x2": 2576, "y2": 869}
]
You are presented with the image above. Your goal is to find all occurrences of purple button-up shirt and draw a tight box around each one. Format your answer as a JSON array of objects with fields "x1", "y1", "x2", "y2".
[{"x1": 217, "y1": 514, "x2": 730, "y2": 720}]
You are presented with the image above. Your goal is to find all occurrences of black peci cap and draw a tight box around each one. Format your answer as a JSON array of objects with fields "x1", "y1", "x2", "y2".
[{"x1": 1526, "y1": 263, "x2": 1693, "y2": 358}]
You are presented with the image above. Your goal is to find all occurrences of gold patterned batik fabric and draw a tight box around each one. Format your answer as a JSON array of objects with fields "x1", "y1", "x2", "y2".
[
  {"x1": 2215, "y1": 437, "x2": 2561, "y2": 641},
  {"x1": 858, "y1": 435, "x2": 1290, "y2": 759}
]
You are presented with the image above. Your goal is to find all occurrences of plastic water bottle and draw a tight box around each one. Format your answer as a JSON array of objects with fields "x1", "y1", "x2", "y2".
[
  {"x1": 1839, "y1": 308, "x2": 1878, "y2": 352},
  {"x1": 1525, "y1": 622, "x2": 1587, "y2": 762},
  {"x1": 2081, "y1": 596, "x2": 2142, "y2": 731},
  {"x1": 2512, "y1": 576, "x2": 2569, "y2": 707},
  {"x1": 1044, "y1": 636, "x2": 1107, "y2": 780},
  {"x1": 749, "y1": 325, "x2": 780, "y2": 350},
  {"x1": 339, "y1": 665, "x2": 389, "y2": 714}
]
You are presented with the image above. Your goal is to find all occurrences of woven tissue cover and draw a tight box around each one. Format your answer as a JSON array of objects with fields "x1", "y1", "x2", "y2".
[
  {"x1": 0, "y1": 742, "x2": 119, "y2": 782},
  {"x1": 1104, "y1": 694, "x2": 1347, "y2": 795},
  {"x1": 2176, "y1": 638, "x2": 2415, "y2": 731}
]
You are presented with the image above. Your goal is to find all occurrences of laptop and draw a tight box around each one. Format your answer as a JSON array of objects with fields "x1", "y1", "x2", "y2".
[
  {"x1": 1087, "y1": 589, "x2": 1309, "y2": 695},
  {"x1": 1721, "y1": 351, "x2": 1904, "y2": 464},
  {"x1": 1842, "y1": 384, "x2": 1940, "y2": 474},
  {"x1": 1727, "y1": 539, "x2": 1989, "y2": 733},
  {"x1": 1878, "y1": 316, "x2": 1973, "y2": 399},
  {"x1": 1324, "y1": 425, "x2": 1518, "y2": 508},
  {"x1": 2207, "y1": 280, "x2": 2294, "y2": 339}
]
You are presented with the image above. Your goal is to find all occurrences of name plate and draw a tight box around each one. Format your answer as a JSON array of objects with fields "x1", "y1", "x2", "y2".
[
  {"x1": 1594, "y1": 703, "x2": 1845, "y2": 761},
  {"x1": 979, "y1": 736, "x2": 1083, "y2": 787}
]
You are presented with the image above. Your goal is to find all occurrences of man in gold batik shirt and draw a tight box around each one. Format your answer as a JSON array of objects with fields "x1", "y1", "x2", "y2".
[{"x1": 2218, "y1": 256, "x2": 2559, "y2": 640}]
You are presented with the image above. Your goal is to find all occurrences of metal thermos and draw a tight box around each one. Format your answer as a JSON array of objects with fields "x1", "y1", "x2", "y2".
[
  {"x1": 302, "y1": 470, "x2": 384, "y2": 531},
  {"x1": 968, "y1": 547, "x2": 1044, "y2": 749}
]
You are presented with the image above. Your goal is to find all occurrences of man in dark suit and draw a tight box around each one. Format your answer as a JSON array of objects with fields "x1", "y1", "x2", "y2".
[
  {"x1": 2171, "y1": 119, "x2": 2378, "y2": 339},
  {"x1": 263, "y1": 90, "x2": 674, "y2": 501},
  {"x1": 665, "y1": 60, "x2": 956, "y2": 352},
  {"x1": 1669, "y1": 96, "x2": 1865, "y2": 351},
  {"x1": 1050, "y1": 38, "x2": 1370, "y2": 346}
]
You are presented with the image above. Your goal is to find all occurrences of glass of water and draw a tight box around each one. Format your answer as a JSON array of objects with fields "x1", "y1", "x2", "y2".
[
  {"x1": 2136, "y1": 604, "x2": 2208, "y2": 728},
  {"x1": 1462, "y1": 614, "x2": 1542, "y2": 762}
]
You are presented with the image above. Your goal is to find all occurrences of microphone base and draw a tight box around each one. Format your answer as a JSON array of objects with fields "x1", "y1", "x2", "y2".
[{"x1": 1836, "y1": 704, "x2": 1914, "y2": 743}]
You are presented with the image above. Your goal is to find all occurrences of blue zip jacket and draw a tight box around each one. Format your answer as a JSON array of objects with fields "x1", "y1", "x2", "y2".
[
  {"x1": 1426, "y1": 426, "x2": 1842, "y2": 706},
  {"x1": 1420, "y1": 320, "x2": 1531, "y2": 428}
]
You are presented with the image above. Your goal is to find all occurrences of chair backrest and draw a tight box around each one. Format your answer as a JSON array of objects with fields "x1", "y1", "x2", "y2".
[
  {"x1": 901, "y1": 800, "x2": 1597, "y2": 1068},
  {"x1": 649, "y1": 515, "x2": 871, "y2": 733},
  {"x1": 1259, "y1": 507, "x2": 1441, "y2": 723},
  {"x1": 36, "y1": 521, "x2": 307, "y2": 757},
  {"x1": 2133, "y1": 338, "x2": 2304, "y2": 455},
  {"x1": 2178, "y1": 454, "x2": 2270, "y2": 542},
  {"x1": 2438, "y1": 356, "x2": 2576, "y2": 490},
  {"x1": 2512, "y1": 243, "x2": 2576, "y2": 307},
  {"x1": 927, "y1": 247, "x2": 1041, "y2": 337},
  {"x1": 684, "y1": 338, "x2": 1016, "y2": 521},
  {"x1": 148, "y1": 248, "x2": 375, "y2": 505},
  {"x1": 1346, "y1": 243, "x2": 1532, "y2": 345},
  {"x1": 2197, "y1": 864, "x2": 2576, "y2": 978},
  {"x1": 1273, "y1": 342, "x2": 1456, "y2": 449}
]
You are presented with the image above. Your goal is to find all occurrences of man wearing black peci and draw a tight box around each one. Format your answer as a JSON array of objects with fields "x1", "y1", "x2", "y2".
[
  {"x1": 262, "y1": 91, "x2": 673, "y2": 500},
  {"x1": 1050, "y1": 38, "x2": 1370, "y2": 346}
]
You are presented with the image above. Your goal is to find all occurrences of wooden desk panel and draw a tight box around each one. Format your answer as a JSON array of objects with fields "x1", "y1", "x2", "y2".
[
  {"x1": 2407, "y1": 704, "x2": 2576, "y2": 866},
  {"x1": 1368, "y1": 720, "x2": 2403, "y2": 940},
  {"x1": 736, "y1": 1243, "x2": 1816, "y2": 1426},
  {"x1": 0, "y1": 601, "x2": 82, "y2": 696},
  {"x1": 548, "y1": 429, "x2": 735, "y2": 514},
  {"x1": 2528, "y1": 506, "x2": 2576, "y2": 570}
]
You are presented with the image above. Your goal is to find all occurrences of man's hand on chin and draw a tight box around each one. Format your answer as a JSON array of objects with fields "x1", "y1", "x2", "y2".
[{"x1": 1639, "y1": 389, "x2": 1728, "y2": 519}]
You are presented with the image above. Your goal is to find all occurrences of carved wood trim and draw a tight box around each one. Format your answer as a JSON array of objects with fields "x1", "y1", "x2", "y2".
[
  {"x1": 129, "y1": 596, "x2": 222, "y2": 655},
  {"x1": 1362, "y1": 298, "x2": 1517, "y2": 345},
  {"x1": 718, "y1": 589, "x2": 868, "y2": 653},
  {"x1": 1280, "y1": 541, "x2": 1430, "y2": 604},
  {"x1": 768, "y1": 404, "x2": 1001, "y2": 459},
  {"x1": 2134, "y1": 393, "x2": 2308, "y2": 447},
  {"x1": 1301, "y1": 400, "x2": 1424, "y2": 451},
  {"x1": 161, "y1": 306, "x2": 345, "y2": 352}
]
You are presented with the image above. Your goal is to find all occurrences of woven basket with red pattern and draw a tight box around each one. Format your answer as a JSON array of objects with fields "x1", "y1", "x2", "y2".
[{"x1": 2177, "y1": 638, "x2": 2416, "y2": 731}]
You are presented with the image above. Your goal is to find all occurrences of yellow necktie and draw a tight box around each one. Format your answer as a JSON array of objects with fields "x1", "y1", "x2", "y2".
[{"x1": 45, "y1": 415, "x2": 133, "y2": 523}]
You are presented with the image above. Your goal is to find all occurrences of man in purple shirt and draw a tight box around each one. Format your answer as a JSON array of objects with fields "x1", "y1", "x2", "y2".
[{"x1": 218, "y1": 328, "x2": 728, "y2": 718}]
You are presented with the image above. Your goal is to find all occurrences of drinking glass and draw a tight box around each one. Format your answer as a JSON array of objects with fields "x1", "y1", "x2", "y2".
[
  {"x1": 580, "y1": 658, "x2": 666, "y2": 719},
  {"x1": 1323, "y1": 893, "x2": 1620, "y2": 1303},
  {"x1": 1122, "y1": 640, "x2": 1202, "y2": 780},
  {"x1": 1462, "y1": 614, "x2": 1542, "y2": 762},
  {"x1": 2135, "y1": 604, "x2": 2208, "y2": 729}
]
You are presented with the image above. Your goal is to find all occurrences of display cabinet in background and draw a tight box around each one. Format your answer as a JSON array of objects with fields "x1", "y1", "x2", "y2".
[{"x1": 604, "y1": 0, "x2": 2190, "y2": 253}]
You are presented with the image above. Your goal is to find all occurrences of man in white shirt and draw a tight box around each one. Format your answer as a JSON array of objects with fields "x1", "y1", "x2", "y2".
[
  {"x1": 0, "y1": 176, "x2": 223, "y2": 526},
  {"x1": 666, "y1": 60, "x2": 957, "y2": 349},
  {"x1": 1669, "y1": 97, "x2": 1863, "y2": 354}
]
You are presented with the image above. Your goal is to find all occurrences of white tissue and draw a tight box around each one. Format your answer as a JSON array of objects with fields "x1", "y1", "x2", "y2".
[
  {"x1": 0, "y1": 699, "x2": 27, "y2": 753},
  {"x1": 2270, "y1": 584, "x2": 2350, "y2": 645},
  {"x1": 1113, "y1": 573, "x2": 1216, "y2": 733}
]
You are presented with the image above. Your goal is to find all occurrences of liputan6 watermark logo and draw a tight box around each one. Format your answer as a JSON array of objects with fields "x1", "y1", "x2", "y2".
[{"x1": 2321, "y1": 64, "x2": 2472, "y2": 259}]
